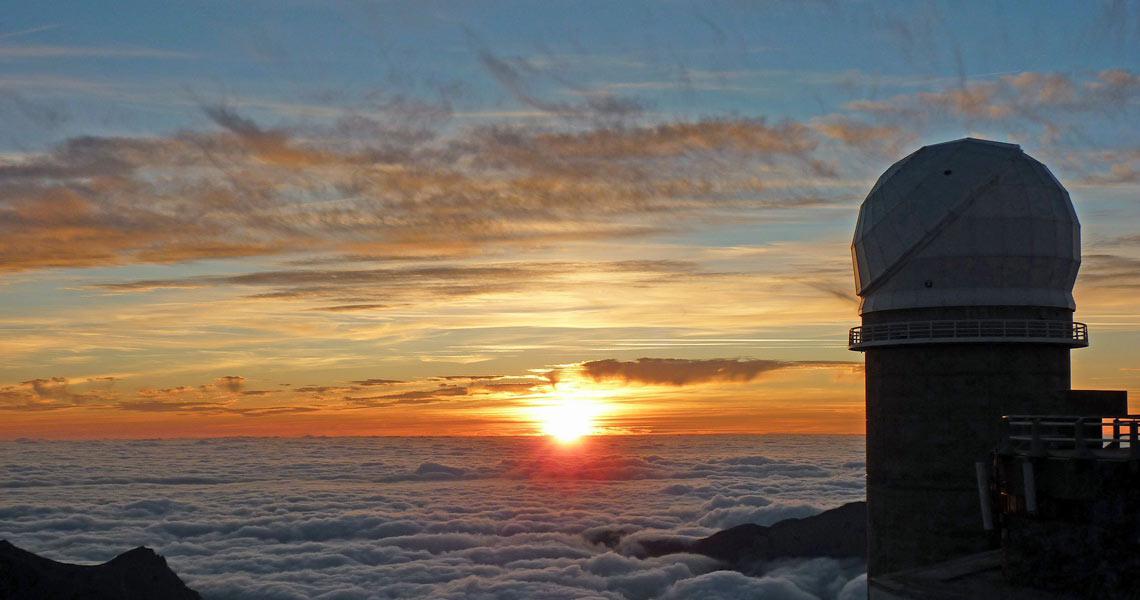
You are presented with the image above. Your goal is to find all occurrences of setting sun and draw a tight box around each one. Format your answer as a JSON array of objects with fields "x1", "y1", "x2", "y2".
[
  {"x1": 540, "y1": 399, "x2": 595, "y2": 443},
  {"x1": 535, "y1": 384, "x2": 606, "y2": 442}
]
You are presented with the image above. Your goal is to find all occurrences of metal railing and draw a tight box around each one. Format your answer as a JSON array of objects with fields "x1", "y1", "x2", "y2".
[
  {"x1": 848, "y1": 319, "x2": 1088, "y2": 349},
  {"x1": 1000, "y1": 415, "x2": 1140, "y2": 460}
]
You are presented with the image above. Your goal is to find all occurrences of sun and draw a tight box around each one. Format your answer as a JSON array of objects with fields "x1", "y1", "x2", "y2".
[
  {"x1": 540, "y1": 399, "x2": 596, "y2": 443},
  {"x1": 534, "y1": 384, "x2": 606, "y2": 443}
]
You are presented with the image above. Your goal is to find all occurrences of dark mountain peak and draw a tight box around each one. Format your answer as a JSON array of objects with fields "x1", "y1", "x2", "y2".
[
  {"x1": 639, "y1": 501, "x2": 867, "y2": 570},
  {"x1": 0, "y1": 540, "x2": 201, "y2": 600},
  {"x1": 0, "y1": 540, "x2": 27, "y2": 554},
  {"x1": 108, "y1": 546, "x2": 163, "y2": 564}
]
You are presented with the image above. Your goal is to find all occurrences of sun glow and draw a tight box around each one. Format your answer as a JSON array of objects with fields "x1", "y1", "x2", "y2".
[
  {"x1": 536, "y1": 386, "x2": 605, "y2": 443},
  {"x1": 541, "y1": 401, "x2": 594, "y2": 443}
]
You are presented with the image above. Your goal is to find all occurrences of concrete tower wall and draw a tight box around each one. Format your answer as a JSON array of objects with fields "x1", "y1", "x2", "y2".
[{"x1": 865, "y1": 332, "x2": 1073, "y2": 574}]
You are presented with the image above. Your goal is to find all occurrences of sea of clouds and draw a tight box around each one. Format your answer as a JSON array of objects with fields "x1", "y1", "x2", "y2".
[{"x1": 0, "y1": 435, "x2": 866, "y2": 599}]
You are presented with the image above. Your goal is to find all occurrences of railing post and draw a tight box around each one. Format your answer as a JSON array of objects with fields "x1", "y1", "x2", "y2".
[
  {"x1": 976, "y1": 461, "x2": 994, "y2": 531},
  {"x1": 997, "y1": 417, "x2": 1013, "y2": 454},
  {"x1": 1131, "y1": 422, "x2": 1140, "y2": 460},
  {"x1": 1074, "y1": 417, "x2": 1092, "y2": 458},
  {"x1": 1022, "y1": 460, "x2": 1038, "y2": 515},
  {"x1": 1113, "y1": 418, "x2": 1121, "y2": 448}
]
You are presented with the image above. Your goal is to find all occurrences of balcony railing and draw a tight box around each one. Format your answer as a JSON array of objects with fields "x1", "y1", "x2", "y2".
[
  {"x1": 848, "y1": 319, "x2": 1088, "y2": 350},
  {"x1": 999, "y1": 415, "x2": 1140, "y2": 460}
]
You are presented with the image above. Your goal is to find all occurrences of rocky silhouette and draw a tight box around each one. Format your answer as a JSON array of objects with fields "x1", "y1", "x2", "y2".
[
  {"x1": 0, "y1": 540, "x2": 201, "y2": 600},
  {"x1": 639, "y1": 501, "x2": 866, "y2": 569}
]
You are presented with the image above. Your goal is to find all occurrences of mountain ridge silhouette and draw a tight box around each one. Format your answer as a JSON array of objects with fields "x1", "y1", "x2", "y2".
[{"x1": 0, "y1": 539, "x2": 201, "y2": 600}]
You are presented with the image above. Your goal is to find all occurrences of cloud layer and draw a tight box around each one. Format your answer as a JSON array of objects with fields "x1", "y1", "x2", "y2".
[
  {"x1": 0, "y1": 435, "x2": 866, "y2": 599},
  {"x1": 18, "y1": 67, "x2": 1135, "y2": 278},
  {"x1": 0, "y1": 102, "x2": 839, "y2": 274}
]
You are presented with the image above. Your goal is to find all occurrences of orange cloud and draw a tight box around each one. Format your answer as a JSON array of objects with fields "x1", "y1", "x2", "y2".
[
  {"x1": 0, "y1": 99, "x2": 849, "y2": 275},
  {"x1": 811, "y1": 116, "x2": 915, "y2": 157},
  {"x1": 581, "y1": 358, "x2": 857, "y2": 386},
  {"x1": 0, "y1": 377, "x2": 104, "y2": 411},
  {"x1": 846, "y1": 69, "x2": 1140, "y2": 131},
  {"x1": 214, "y1": 376, "x2": 246, "y2": 393}
]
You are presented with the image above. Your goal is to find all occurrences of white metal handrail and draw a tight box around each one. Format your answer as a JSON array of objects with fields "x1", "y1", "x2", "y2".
[
  {"x1": 848, "y1": 319, "x2": 1088, "y2": 349},
  {"x1": 1000, "y1": 415, "x2": 1140, "y2": 459}
]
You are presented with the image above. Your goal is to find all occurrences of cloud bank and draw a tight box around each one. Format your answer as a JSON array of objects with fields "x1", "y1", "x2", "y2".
[
  {"x1": 0, "y1": 435, "x2": 866, "y2": 599},
  {"x1": 0, "y1": 102, "x2": 838, "y2": 274}
]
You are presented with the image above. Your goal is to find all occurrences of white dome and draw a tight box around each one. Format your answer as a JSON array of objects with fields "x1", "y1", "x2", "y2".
[{"x1": 852, "y1": 138, "x2": 1080, "y2": 314}]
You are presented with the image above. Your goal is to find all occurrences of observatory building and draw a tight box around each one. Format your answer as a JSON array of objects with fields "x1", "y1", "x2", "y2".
[{"x1": 848, "y1": 138, "x2": 1130, "y2": 594}]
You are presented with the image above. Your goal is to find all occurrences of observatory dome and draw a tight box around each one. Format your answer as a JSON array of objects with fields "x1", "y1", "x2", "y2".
[{"x1": 852, "y1": 138, "x2": 1080, "y2": 314}]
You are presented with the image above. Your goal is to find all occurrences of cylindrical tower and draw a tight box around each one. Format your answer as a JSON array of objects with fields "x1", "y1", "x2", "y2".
[{"x1": 849, "y1": 138, "x2": 1089, "y2": 577}]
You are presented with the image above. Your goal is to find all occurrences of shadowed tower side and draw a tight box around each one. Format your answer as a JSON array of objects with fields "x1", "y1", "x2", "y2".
[{"x1": 848, "y1": 138, "x2": 1098, "y2": 578}]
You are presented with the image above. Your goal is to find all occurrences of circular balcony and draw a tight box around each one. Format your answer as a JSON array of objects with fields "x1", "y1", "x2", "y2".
[{"x1": 848, "y1": 319, "x2": 1088, "y2": 350}]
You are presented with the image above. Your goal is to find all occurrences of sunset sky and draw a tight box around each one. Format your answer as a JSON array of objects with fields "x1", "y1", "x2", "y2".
[{"x1": 1, "y1": 1, "x2": 1139, "y2": 438}]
